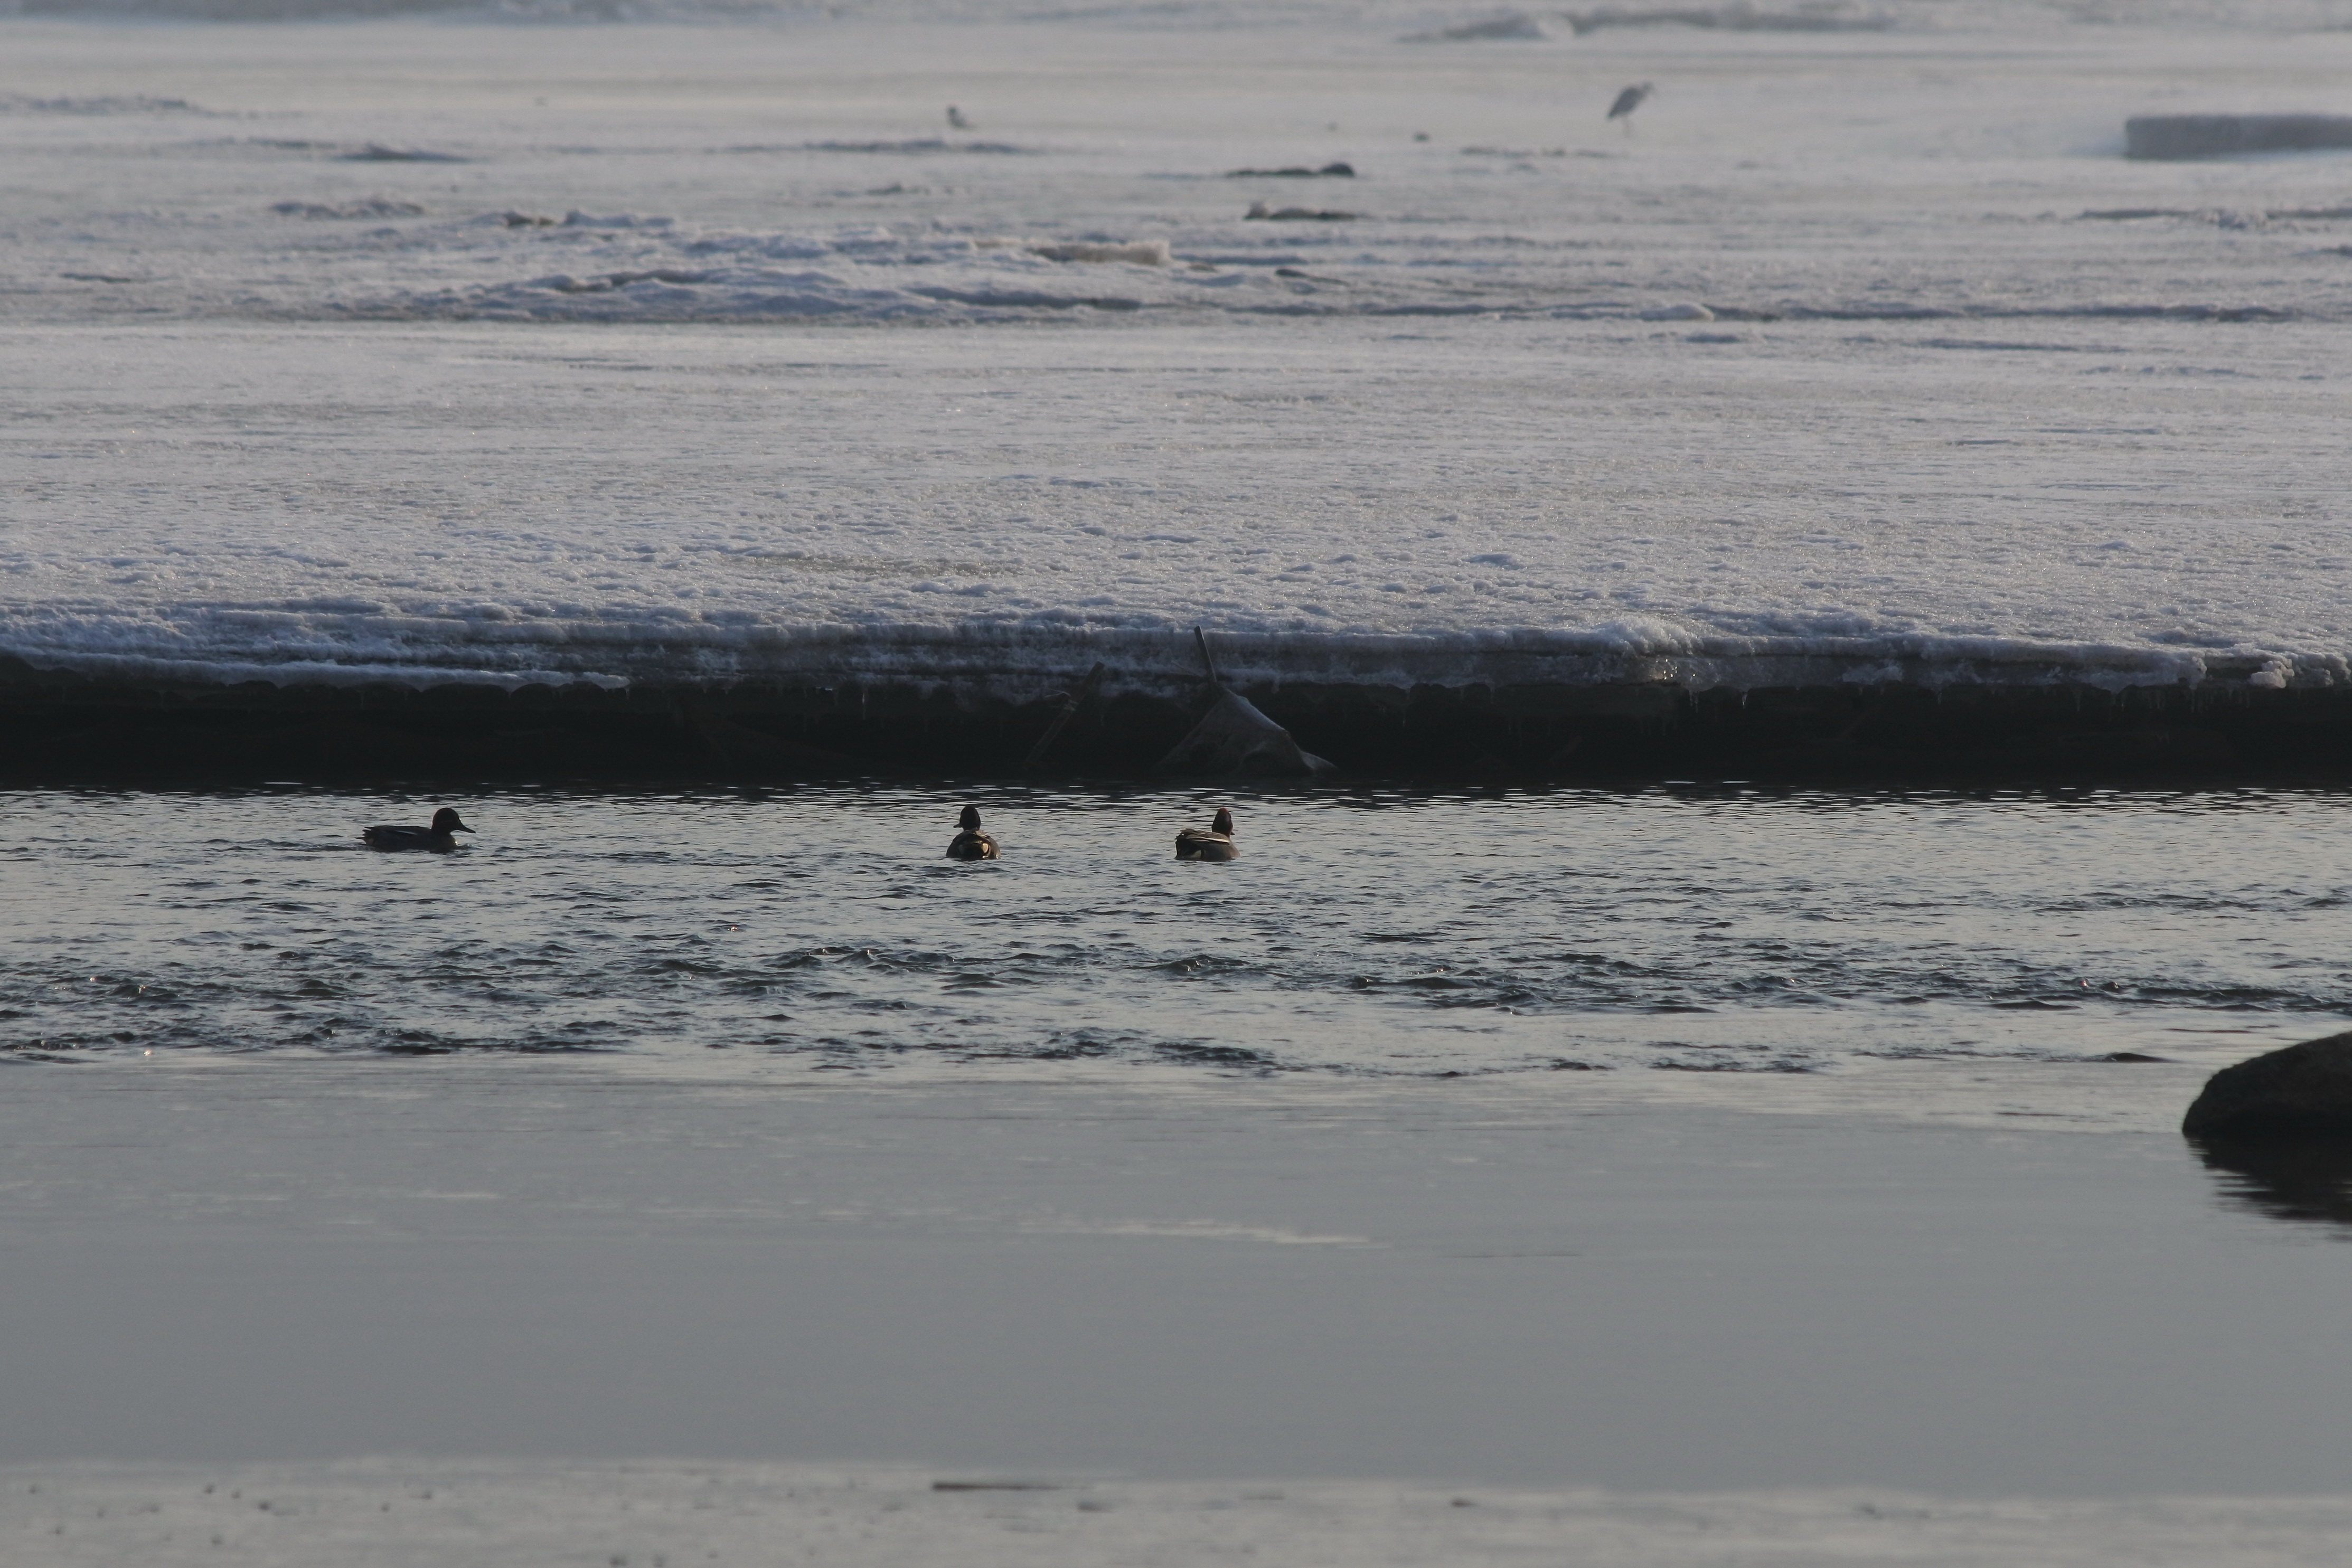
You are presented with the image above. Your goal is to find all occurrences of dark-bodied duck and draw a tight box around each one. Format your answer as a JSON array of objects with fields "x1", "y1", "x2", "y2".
[
  {"x1": 362, "y1": 807, "x2": 475, "y2": 852},
  {"x1": 1175, "y1": 807, "x2": 1238, "y2": 862},
  {"x1": 946, "y1": 805, "x2": 1001, "y2": 861}
]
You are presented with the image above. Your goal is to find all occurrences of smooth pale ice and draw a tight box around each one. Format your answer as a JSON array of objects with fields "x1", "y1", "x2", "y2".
[
  {"x1": 9, "y1": 1045, "x2": 2352, "y2": 1564},
  {"x1": 5, "y1": 4, "x2": 2352, "y2": 689}
]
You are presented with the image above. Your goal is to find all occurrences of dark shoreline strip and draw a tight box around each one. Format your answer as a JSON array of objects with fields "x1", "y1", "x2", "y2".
[
  {"x1": 2125, "y1": 114, "x2": 2352, "y2": 160},
  {"x1": 6, "y1": 660, "x2": 2350, "y2": 786}
]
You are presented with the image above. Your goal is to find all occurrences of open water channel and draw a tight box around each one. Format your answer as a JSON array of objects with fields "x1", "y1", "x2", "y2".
[{"x1": 4, "y1": 786, "x2": 2351, "y2": 1498}]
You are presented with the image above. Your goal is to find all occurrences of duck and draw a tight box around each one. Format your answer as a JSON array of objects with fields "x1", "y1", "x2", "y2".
[
  {"x1": 945, "y1": 805, "x2": 1001, "y2": 861},
  {"x1": 1174, "y1": 807, "x2": 1238, "y2": 862},
  {"x1": 361, "y1": 807, "x2": 475, "y2": 852}
]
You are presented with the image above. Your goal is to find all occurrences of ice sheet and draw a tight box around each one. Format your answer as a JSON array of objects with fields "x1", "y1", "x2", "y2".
[
  {"x1": 4, "y1": 1063, "x2": 2351, "y2": 1488},
  {"x1": 4, "y1": 8, "x2": 2352, "y2": 691},
  {"x1": 5, "y1": 1063, "x2": 2352, "y2": 1543}
]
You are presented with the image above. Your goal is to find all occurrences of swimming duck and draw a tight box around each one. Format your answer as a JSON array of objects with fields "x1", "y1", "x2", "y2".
[
  {"x1": 946, "y1": 805, "x2": 1001, "y2": 861},
  {"x1": 361, "y1": 807, "x2": 475, "y2": 852},
  {"x1": 1174, "y1": 807, "x2": 1238, "y2": 862}
]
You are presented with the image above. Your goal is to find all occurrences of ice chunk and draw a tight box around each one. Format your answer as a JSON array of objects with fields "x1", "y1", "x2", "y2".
[
  {"x1": 341, "y1": 145, "x2": 466, "y2": 163},
  {"x1": 1160, "y1": 688, "x2": 1334, "y2": 777},
  {"x1": 1245, "y1": 204, "x2": 1356, "y2": 221},
  {"x1": 2125, "y1": 115, "x2": 2352, "y2": 160},
  {"x1": 270, "y1": 199, "x2": 427, "y2": 220},
  {"x1": 1404, "y1": 14, "x2": 1546, "y2": 42},
  {"x1": 1028, "y1": 241, "x2": 1172, "y2": 266}
]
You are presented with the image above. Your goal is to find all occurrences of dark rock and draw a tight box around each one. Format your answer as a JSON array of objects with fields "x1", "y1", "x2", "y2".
[
  {"x1": 341, "y1": 145, "x2": 468, "y2": 163},
  {"x1": 1244, "y1": 203, "x2": 1357, "y2": 221},
  {"x1": 2181, "y1": 1031, "x2": 2352, "y2": 1137},
  {"x1": 1404, "y1": 14, "x2": 1544, "y2": 41},
  {"x1": 1227, "y1": 162, "x2": 1356, "y2": 178},
  {"x1": 2125, "y1": 114, "x2": 2352, "y2": 160}
]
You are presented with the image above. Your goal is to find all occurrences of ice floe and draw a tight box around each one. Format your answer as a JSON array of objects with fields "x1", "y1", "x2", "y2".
[{"x1": 6, "y1": 2, "x2": 2352, "y2": 694}]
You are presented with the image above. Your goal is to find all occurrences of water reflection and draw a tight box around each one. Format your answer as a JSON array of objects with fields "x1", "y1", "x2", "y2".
[{"x1": 2193, "y1": 1135, "x2": 2352, "y2": 1231}]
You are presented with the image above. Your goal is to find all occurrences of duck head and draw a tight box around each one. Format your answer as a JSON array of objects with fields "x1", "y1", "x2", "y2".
[
  {"x1": 430, "y1": 808, "x2": 475, "y2": 835},
  {"x1": 958, "y1": 805, "x2": 984, "y2": 831},
  {"x1": 1211, "y1": 808, "x2": 1234, "y2": 835}
]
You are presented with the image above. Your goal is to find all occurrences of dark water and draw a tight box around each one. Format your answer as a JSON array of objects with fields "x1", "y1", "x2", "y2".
[
  {"x1": 11, "y1": 783, "x2": 2352, "y2": 1493},
  {"x1": 7, "y1": 784, "x2": 2349, "y2": 1079}
]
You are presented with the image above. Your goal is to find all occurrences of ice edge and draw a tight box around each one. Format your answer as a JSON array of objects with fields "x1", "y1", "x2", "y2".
[{"x1": 3, "y1": 624, "x2": 2334, "y2": 697}]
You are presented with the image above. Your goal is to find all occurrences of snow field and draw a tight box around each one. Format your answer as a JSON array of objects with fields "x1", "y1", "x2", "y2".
[
  {"x1": 6, "y1": 10, "x2": 2352, "y2": 690},
  {"x1": 8, "y1": 1460, "x2": 2352, "y2": 1567}
]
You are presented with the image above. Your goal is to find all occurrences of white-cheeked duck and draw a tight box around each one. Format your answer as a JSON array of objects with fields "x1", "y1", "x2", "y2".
[
  {"x1": 1175, "y1": 807, "x2": 1238, "y2": 862},
  {"x1": 362, "y1": 807, "x2": 475, "y2": 852},
  {"x1": 946, "y1": 805, "x2": 1001, "y2": 861}
]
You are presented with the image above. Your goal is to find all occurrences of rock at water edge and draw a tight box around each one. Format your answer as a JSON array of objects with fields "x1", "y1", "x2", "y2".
[{"x1": 2182, "y1": 1030, "x2": 2352, "y2": 1138}]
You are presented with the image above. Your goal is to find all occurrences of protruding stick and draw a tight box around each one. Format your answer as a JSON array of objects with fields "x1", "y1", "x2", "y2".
[
  {"x1": 1023, "y1": 662, "x2": 1107, "y2": 771},
  {"x1": 1193, "y1": 626, "x2": 1221, "y2": 688}
]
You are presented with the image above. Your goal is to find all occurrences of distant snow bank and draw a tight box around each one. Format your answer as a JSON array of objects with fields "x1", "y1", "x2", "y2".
[
  {"x1": 4, "y1": 1459, "x2": 2350, "y2": 1566},
  {"x1": 295, "y1": 212, "x2": 2352, "y2": 326},
  {"x1": 11, "y1": 23, "x2": 2352, "y2": 707},
  {"x1": 368, "y1": 226, "x2": 1195, "y2": 324}
]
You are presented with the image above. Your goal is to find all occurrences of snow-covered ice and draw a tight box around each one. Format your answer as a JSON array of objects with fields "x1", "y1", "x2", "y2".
[
  {"x1": 12, "y1": 1460, "x2": 2352, "y2": 1567},
  {"x1": 4, "y1": 4, "x2": 2352, "y2": 692}
]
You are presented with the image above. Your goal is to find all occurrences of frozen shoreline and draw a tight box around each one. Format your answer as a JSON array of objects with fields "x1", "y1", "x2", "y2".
[
  {"x1": 0, "y1": 617, "x2": 2314, "y2": 697},
  {"x1": 10, "y1": 16, "x2": 2352, "y2": 717},
  {"x1": 7, "y1": 13, "x2": 2352, "y2": 776},
  {"x1": 11, "y1": 1459, "x2": 2352, "y2": 1566},
  {"x1": 6, "y1": 307, "x2": 2348, "y2": 743},
  {"x1": 3, "y1": 1055, "x2": 2351, "y2": 1556}
]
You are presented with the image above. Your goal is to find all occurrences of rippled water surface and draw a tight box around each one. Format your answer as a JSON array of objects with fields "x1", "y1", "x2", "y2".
[
  {"x1": 7, "y1": 786, "x2": 2349, "y2": 1082},
  {"x1": 14, "y1": 784, "x2": 2352, "y2": 1498}
]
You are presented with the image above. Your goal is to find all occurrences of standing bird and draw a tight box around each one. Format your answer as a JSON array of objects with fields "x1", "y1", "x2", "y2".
[
  {"x1": 946, "y1": 106, "x2": 973, "y2": 130},
  {"x1": 1606, "y1": 82, "x2": 1654, "y2": 132},
  {"x1": 1175, "y1": 807, "x2": 1238, "y2": 863},
  {"x1": 361, "y1": 807, "x2": 474, "y2": 852},
  {"x1": 946, "y1": 805, "x2": 1001, "y2": 861}
]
